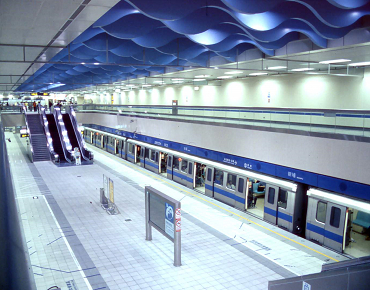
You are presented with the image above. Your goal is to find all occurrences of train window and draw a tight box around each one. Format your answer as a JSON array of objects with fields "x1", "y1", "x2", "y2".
[
  {"x1": 267, "y1": 187, "x2": 275, "y2": 204},
  {"x1": 188, "y1": 164, "x2": 192, "y2": 175},
  {"x1": 181, "y1": 160, "x2": 188, "y2": 172},
  {"x1": 145, "y1": 149, "x2": 149, "y2": 158},
  {"x1": 155, "y1": 152, "x2": 159, "y2": 162},
  {"x1": 173, "y1": 157, "x2": 179, "y2": 170},
  {"x1": 168, "y1": 156, "x2": 172, "y2": 167},
  {"x1": 151, "y1": 150, "x2": 155, "y2": 161},
  {"x1": 207, "y1": 168, "x2": 212, "y2": 182},
  {"x1": 278, "y1": 190, "x2": 288, "y2": 209},
  {"x1": 316, "y1": 202, "x2": 327, "y2": 223},
  {"x1": 214, "y1": 169, "x2": 224, "y2": 185},
  {"x1": 238, "y1": 179, "x2": 244, "y2": 193},
  {"x1": 330, "y1": 206, "x2": 341, "y2": 228},
  {"x1": 226, "y1": 174, "x2": 236, "y2": 190}
]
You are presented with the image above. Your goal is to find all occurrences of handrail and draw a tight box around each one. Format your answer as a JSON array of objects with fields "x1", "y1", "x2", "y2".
[
  {"x1": 51, "y1": 107, "x2": 73, "y2": 163},
  {"x1": 65, "y1": 105, "x2": 92, "y2": 161},
  {"x1": 0, "y1": 117, "x2": 35, "y2": 289},
  {"x1": 21, "y1": 105, "x2": 34, "y2": 161},
  {"x1": 39, "y1": 107, "x2": 58, "y2": 162}
]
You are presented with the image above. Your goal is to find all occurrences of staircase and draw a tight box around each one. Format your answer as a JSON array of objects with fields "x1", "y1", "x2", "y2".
[{"x1": 25, "y1": 114, "x2": 50, "y2": 162}]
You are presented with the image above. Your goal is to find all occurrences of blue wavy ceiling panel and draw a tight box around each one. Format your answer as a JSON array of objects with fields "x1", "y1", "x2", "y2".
[{"x1": 16, "y1": 0, "x2": 370, "y2": 92}]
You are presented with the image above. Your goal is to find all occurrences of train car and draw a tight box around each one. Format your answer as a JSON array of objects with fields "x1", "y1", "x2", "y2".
[
  {"x1": 82, "y1": 127, "x2": 370, "y2": 255},
  {"x1": 306, "y1": 188, "x2": 370, "y2": 253}
]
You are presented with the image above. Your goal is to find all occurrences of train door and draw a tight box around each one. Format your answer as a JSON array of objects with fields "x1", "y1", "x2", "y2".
[
  {"x1": 324, "y1": 203, "x2": 347, "y2": 252},
  {"x1": 276, "y1": 190, "x2": 295, "y2": 232},
  {"x1": 205, "y1": 167, "x2": 214, "y2": 197},
  {"x1": 214, "y1": 170, "x2": 236, "y2": 207},
  {"x1": 115, "y1": 139, "x2": 119, "y2": 155},
  {"x1": 135, "y1": 145, "x2": 141, "y2": 165},
  {"x1": 185, "y1": 161, "x2": 194, "y2": 189},
  {"x1": 159, "y1": 152, "x2": 167, "y2": 176},
  {"x1": 306, "y1": 199, "x2": 347, "y2": 252},
  {"x1": 263, "y1": 185, "x2": 280, "y2": 225},
  {"x1": 235, "y1": 176, "x2": 247, "y2": 211},
  {"x1": 194, "y1": 164, "x2": 206, "y2": 193},
  {"x1": 101, "y1": 135, "x2": 104, "y2": 149},
  {"x1": 127, "y1": 143, "x2": 135, "y2": 163},
  {"x1": 139, "y1": 147, "x2": 145, "y2": 168},
  {"x1": 167, "y1": 155, "x2": 173, "y2": 180}
]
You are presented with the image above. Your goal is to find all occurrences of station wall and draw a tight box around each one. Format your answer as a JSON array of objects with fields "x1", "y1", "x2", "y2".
[
  {"x1": 76, "y1": 112, "x2": 370, "y2": 186},
  {"x1": 88, "y1": 68, "x2": 370, "y2": 110}
]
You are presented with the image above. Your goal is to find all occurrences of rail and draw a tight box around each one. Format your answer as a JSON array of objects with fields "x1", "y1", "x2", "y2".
[
  {"x1": 74, "y1": 104, "x2": 370, "y2": 138},
  {"x1": 0, "y1": 116, "x2": 35, "y2": 289}
]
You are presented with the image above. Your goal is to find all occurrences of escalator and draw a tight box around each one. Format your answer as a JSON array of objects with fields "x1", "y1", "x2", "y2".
[
  {"x1": 62, "y1": 114, "x2": 79, "y2": 153},
  {"x1": 46, "y1": 114, "x2": 66, "y2": 162}
]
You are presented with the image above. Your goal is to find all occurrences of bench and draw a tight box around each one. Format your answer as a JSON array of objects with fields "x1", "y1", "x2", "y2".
[{"x1": 353, "y1": 211, "x2": 370, "y2": 230}]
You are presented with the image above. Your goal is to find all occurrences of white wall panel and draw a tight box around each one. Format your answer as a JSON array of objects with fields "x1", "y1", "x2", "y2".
[{"x1": 77, "y1": 112, "x2": 370, "y2": 185}]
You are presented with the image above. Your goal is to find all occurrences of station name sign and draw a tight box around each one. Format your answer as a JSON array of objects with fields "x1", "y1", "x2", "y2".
[{"x1": 30, "y1": 92, "x2": 50, "y2": 96}]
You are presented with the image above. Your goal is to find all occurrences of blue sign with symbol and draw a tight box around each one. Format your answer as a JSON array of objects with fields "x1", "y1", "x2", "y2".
[{"x1": 165, "y1": 203, "x2": 174, "y2": 238}]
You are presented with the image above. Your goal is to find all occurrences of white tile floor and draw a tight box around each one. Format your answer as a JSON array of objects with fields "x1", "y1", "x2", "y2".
[{"x1": 6, "y1": 133, "x2": 349, "y2": 290}]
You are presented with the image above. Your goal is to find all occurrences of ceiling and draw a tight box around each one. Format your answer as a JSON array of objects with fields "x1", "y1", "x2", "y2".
[{"x1": 1, "y1": 0, "x2": 370, "y2": 94}]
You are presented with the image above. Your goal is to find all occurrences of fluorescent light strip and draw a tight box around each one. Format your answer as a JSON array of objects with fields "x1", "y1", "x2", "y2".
[
  {"x1": 142, "y1": 84, "x2": 151, "y2": 87},
  {"x1": 319, "y1": 59, "x2": 351, "y2": 64},
  {"x1": 193, "y1": 78, "x2": 206, "y2": 81},
  {"x1": 249, "y1": 72, "x2": 268, "y2": 76},
  {"x1": 348, "y1": 61, "x2": 370, "y2": 67},
  {"x1": 171, "y1": 78, "x2": 184, "y2": 81},
  {"x1": 267, "y1": 66, "x2": 287, "y2": 70},
  {"x1": 291, "y1": 68, "x2": 315, "y2": 72},
  {"x1": 217, "y1": 75, "x2": 232, "y2": 79},
  {"x1": 225, "y1": 71, "x2": 243, "y2": 75},
  {"x1": 194, "y1": 75, "x2": 210, "y2": 78}
]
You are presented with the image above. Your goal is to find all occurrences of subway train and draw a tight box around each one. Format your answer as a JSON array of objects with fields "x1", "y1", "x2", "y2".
[{"x1": 83, "y1": 127, "x2": 370, "y2": 256}]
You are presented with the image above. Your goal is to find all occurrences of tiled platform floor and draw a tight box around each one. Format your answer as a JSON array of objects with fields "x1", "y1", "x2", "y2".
[{"x1": 6, "y1": 133, "x2": 348, "y2": 290}]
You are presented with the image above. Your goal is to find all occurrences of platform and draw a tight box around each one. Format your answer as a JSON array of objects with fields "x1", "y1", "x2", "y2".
[{"x1": 6, "y1": 132, "x2": 348, "y2": 290}]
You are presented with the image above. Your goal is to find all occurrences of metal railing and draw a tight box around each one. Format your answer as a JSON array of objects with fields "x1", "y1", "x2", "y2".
[{"x1": 74, "y1": 104, "x2": 370, "y2": 138}]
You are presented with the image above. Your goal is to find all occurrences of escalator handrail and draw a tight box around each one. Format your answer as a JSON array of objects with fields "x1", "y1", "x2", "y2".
[
  {"x1": 21, "y1": 105, "x2": 35, "y2": 159},
  {"x1": 65, "y1": 106, "x2": 91, "y2": 161},
  {"x1": 38, "y1": 107, "x2": 57, "y2": 160},
  {"x1": 51, "y1": 107, "x2": 73, "y2": 163}
]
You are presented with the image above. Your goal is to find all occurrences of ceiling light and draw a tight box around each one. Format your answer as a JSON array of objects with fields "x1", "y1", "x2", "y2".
[
  {"x1": 153, "y1": 80, "x2": 165, "y2": 83},
  {"x1": 142, "y1": 84, "x2": 152, "y2": 87},
  {"x1": 319, "y1": 59, "x2": 351, "y2": 64},
  {"x1": 94, "y1": 63, "x2": 99, "y2": 65},
  {"x1": 267, "y1": 66, "x2": 287, "y2": 70},
  {"x1": 193, "y1": 78, "x2": 206, "y2": 81},
  {"x1": 291, "y1": 68, "x2": 315, "y2": 72},
  {"x1": 348, "y1": 61, "x2": 370, "y2": 67},
  {"x1": 172, "y1": 81, "x2": 184, "y2": 84},
  {"x1": 249, "y1": 72, "x2": 268, "y2": 76},
  {"x1": 217, "y1": 76, "x2": 232, "y2": 79},
  {"x1": 172, "y1": 78, "x2": 184, "y2": 81},
  {"x1": 194, "y1": 86, "x2": 200, "y2": 91},
  {"x1": 225, "y1": 71, "x2": 243, "y2": 75},
  {"x1": 81, "y1": 62, "x2": 85, "y2": 65},
  {"x1": 126, "y1": 84, "x2": 136, "y2": 87},
  {"x1": 194, "y1": 75, "x2": 210, "y2": 78}
]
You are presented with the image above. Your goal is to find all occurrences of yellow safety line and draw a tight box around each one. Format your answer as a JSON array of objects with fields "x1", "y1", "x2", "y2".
[{"x1": 91, "y1": 145, "x2": 339, "y2": 262}]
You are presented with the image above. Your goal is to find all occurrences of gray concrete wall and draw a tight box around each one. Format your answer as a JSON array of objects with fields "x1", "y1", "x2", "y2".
[
  {"x1": 0, "y1": 114, "x2": 25, "y2": 127},
  {"x1": 77, "y1": 112, "x2": 370, "y2": 186}
]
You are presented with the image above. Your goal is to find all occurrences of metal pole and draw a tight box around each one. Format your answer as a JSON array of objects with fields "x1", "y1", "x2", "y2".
[
  {"x1": 174, "y1": 206, "x2": 181, "y2": 267},
  {"x1": 145, "y1": 191, "x2": 152, "y2": 241}
]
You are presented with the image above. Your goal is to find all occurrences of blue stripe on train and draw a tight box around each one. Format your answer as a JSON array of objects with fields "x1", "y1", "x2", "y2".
[
  {"x1": 306, "y1": 222, "x2": 343, "y2": 244},
  {"x1": 264, "y1": 207, "x2": 293, "y2": 223},
  {"x1": 214, "y1": 186, "x2": 245, "y2": 204},
  {"x1": 145, "y1": 159, "x2": 158, "y2": 169},
  {"x1": 127, "y1": 153, "x2": 135, "y2": 160},
  {"x1": 173, "y1": 170, "x2": 193, "y2": 183}
]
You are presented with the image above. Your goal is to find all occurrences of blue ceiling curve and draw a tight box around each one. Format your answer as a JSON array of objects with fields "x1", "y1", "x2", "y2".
[{"x1": 16, "y1": 0, "x2": 370, "y2": 92}]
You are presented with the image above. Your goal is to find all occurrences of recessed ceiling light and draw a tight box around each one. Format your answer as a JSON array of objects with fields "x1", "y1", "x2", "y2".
[
  {"x1": 194, "y1": 75, "x2": 210, "y2": 78},
  {"x1": 94, "y1": 63, "x2": 99, "y2": 65},
  {"x1": 81, "y1": 62, "x2": 85, "y2": 65},
  {"x1": 348, "y1": 61, "x2": 370, "y2": 67},
  {"x1": 319, "y1": 59, "x2": 351, "y2": 64},
  {"x1": 172, "y1": 78, "x2": 184, "y2": 81},
  {"x1": 217, "y1": 76, "x2": 232, "y2": 79},
  {"x1": 193, "y1": 78, "x2": 206, "y2": 81},
  {"x1": 267, "y1": 66, "x2": 287, "y2": 70},
  {"x1": 153, "y1": 80, "x2": 165, "y2": 83},
  {"x1": 225, "y1": 71, "x2": 243, "y2": 75},
  {"x1": 126, "y1": 84, "x2": 136, "y2": 87},
  {"x1": 249, "y1": 72, "x2": 268, "y2": 76},
  {"x1": 291, "y1": 68, "x2": 315, "y2": 72},
  {"x1": 172, "y1": 81, "x2": 184, "y2": 84},
  {"x1": 142, "y1": 84, "x2": 152, "y2": 87}
]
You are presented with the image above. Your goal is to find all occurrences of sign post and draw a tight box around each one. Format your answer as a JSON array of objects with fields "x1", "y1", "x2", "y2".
[{"x1": 145, "y1": 186, "x2": 181, "y2": 267}]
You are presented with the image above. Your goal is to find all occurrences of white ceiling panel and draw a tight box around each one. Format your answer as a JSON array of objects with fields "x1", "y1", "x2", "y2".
[{"x1": 0, "y1": 63, "x2": 32, "y2": 75}]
